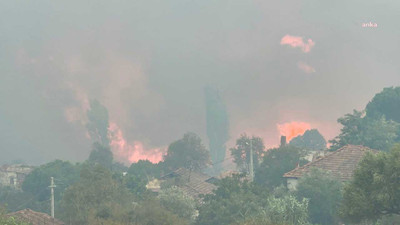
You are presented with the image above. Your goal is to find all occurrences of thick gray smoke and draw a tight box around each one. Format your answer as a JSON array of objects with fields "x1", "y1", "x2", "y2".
[{"x1": 1, "y1": 0, "x2": 399, "y2": 165}]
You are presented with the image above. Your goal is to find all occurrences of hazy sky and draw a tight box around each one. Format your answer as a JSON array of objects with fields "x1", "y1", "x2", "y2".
[{"x1": 1, "y1": 0, "x2": 400, "y2": 165}]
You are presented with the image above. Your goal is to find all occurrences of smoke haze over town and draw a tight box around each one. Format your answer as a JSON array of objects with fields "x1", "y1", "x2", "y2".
[{"x1": 1, "y1": 0, "x2": 400, "y2": 165}]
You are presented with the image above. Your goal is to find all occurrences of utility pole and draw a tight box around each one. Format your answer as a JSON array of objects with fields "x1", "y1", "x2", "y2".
[
  {"x1": 49, "y1": 177, "x2": 56, "y2": 218},
  {"x1": 249, "y1": 139, "x2": 254, "y2": 182}
]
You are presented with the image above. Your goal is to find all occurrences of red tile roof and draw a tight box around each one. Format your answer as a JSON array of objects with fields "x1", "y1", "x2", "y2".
[
  {"x1": 7, "y1": 209, "x2": 64, "y2": 225},
  {"x1": 283, "y1": 145, "x2": 378, "y2": 181},
  {"x1": 161, "y1": 168, "x2": 217, "y2": 198}
]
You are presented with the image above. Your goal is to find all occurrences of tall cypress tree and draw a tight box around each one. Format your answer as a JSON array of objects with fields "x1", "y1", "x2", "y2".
[{"x1": 204, "y1": 87, "x2": 229, "y2": 174}]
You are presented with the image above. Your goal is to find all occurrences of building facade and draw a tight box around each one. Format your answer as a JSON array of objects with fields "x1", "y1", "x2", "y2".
[{"x1": 0, "y1": 164, "x2": 34, "y2": 189}]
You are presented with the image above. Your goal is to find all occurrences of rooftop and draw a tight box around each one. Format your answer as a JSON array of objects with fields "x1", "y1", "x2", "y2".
[
  {"x1": 7, "y1": 209, "x2": 64, "y2": 225},
  {"x1": 161, "y1": 168, "x2": 217, "y2": 198},
  {"x1": 283, "y1": 145, "x2": 378, "y2": 181}
]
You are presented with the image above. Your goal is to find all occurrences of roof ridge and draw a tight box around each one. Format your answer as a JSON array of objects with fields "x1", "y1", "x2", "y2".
[{"x1": 283, "y1": 145, "x2": 376, "y2": 178}]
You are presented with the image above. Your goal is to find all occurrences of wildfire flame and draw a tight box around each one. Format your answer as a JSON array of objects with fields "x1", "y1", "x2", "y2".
[
  {"x1": 277, "y1": 121, "x2": 311, "y2": 141},
  {"x1": 108, "y1": 122, "x2": 164, "y2": 164}
]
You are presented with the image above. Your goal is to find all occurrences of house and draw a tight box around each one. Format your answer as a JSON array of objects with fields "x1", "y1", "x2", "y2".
[
  {"x1": 7, "y1": 209, "x2": 64, "y2": 225},
  {"x1": 157, "y1": 168, "x2": 218, "y2": 199},
  {"x1": 0, "y1": 164, "x2": 34, "y2": 189},
  {"x1": 283, "y1": 145, "x2": 378, "y2": 190}
]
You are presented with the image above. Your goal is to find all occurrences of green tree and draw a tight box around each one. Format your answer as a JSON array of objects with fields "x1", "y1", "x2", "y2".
[
  {"x1": 111, "y1": 162, "x2": 128, "y2": 173},
  {"x1": 22, "y1": 160, "x2": 79, "y2": 202},
  {"x1": 60, "y1": 164, "x2": 134, "y2": 225},
  {"x1": 233, "y1": 194, "x2": 311, "y2": 225},
  {"x1": 204, "y1": 86, "x2": 229, "y2": 174},
  {"x1": 117, "y1": 160, "x2": 162, "y2": 197},
  {"x1": 196, "y1": 174, "x2": 269, "y2": 225},
  {"x1": 85, "y1": 197, "x2": 188, "y2": 225},
  {"x1": 128, "y1": 160, "x2": 161, "y2": 180},
  {"x1": 295, "y1": 169, "x2": 342, "y2": 225},
  {"x1": 230, "y1": 134, "x2": 265, "y2": 173},
  {"x1": 88, "y1": 142, "x2": 113, "y2": 168},
  {"x1": 121, "y1": 174, "x2": 148, "y2": 197},
  {"x1": 264, "y1": 195, "x2": 310, "y2": 225},
  {"x1": 235, "y1": 194, "x2": 312, "y2": 225},
  {"x1": 329, "y1": 110, "x2": 398, "y2": 151},
  {"x1": 134, "y1": 199, "x2": 188, "y2": 225},
  {"x1": 163, "y1": 132, "x2": 210, "y2": 172},
  {"x1": 86, "y1": 99, "x2": 110, "y2": 146},
  {"x1": 289, "y1": 129, "x2": 327, "y2": 151},
  {"x1": 158, "y1": 186, "x2": 198, "y2": 223},
  {"x1": 340, "y1": 144, "x2": 400, "y2": 223},
  {"x1": 366, "y1": 86, "x2": 400, "y2": 123},
  {"x1": 0, "y1": 187, "x2": 38, "y2": 213},
  {"x1": 255, "y1": 145, "x2": 306, "y2": 189},
  {"x1": 21, "y1": 160, "x2": 80, "y2": 214},
  {"x1": 0, "y1": 206, "x2": 28, "y2": 225}
]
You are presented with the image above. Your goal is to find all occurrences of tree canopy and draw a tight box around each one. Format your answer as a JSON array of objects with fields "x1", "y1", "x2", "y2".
[
  {"x1": 86, "y1": 99, "x2": 110, "y2": 147},
  {"x1": 0, "y1": 206, "x2": 28, "y2": 225},
  {"x1": 133, "y1": 199, "x2": 188, "y2": 225},
  {"x1": 60, "y1": 164, "x2": 134, "y2": 225},
  {"x1": 204, "y1": 86, "x2": 229, "y2": 174},
  {"x1": 88, "y1": 142, "x2": 114, "y2": 169},
  {"x1": 230, "y1": 134, "x2": 265, "y2": 173},
  {"x1": 196, "y1": 174, "x2": 269, "y2": 225},
  {"x1": 158, "y1": 186, "x2": 198, "y2": 223},
  {"x1": 289, "y1": 129, "x2": 327, "y2": 151},
  {"x1": 163, "y1": 132, "x2": 210, "y2": 172},
  {"x1": 366, "y1": 86, "x2": 400, "y2": 123},
  {"x1": 255, "y1": 145, "x2": 306, "y2": 189},
  {"x1": 329, "y1": 110, "x2": 399, "y2": 151},
  {"x1": 234, "y1": 195, "x2": 310, "y2": 225},
  {"x1": 295, "y1": 169, "x2": 342, "y2": 225},
  {"x1": 21, "y1": 160, "x2": 80, "y2": 214},
  {"x1": 122, "y1": 160, "x2": 161, "y2": 197},
  {"x1": 340, "y1": 144, "x2": 400, "y2": 223},
  {"x1": 127, "y1": 160, "x2": 161, "y2": 180}
]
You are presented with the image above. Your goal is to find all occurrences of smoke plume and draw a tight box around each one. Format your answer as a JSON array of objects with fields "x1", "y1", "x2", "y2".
[{"x1": 1, "y1": 0, "x2": 399, "y2": 165}]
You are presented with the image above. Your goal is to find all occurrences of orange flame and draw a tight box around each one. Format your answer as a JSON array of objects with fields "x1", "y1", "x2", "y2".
[
  {"x1": 108, "y1": 122, "x2": 164, "y2": 164},
  {"x1": 277, "y1": 121, "x2": 311, "y2": 141}
]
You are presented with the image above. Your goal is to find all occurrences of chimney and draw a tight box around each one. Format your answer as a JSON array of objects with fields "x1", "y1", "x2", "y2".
[{"x1": 280, "y1": 136, "x2": 287, "y2": 147}]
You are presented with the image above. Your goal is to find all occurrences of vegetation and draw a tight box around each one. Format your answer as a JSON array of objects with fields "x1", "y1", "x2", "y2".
[
  {"x1": 88, "y1": 142, "x2": 114, "y2": 168},
  {"x1": 230, "y1": 134, "x2": 265, "y2": 173},
  {"x1": 366, "y1": 86, "x2": 400, "y2": 123},
  {"x1": 132, "y1": 199, "x2": 188, "y2": 225},
  {"x1": 0, "y1": 186, "x2": 38, "y2": 213},
  {"x1": 163, "y1": 132, "x2": 210, "y2": 172},
  {"x1": 255, "y1": 145, "x2": 307, "y2": 189},
  {"x1": 127, "y1": 160, "x2": 161, "y2": 180},
  {"x1": 196, "y1": 174, "x2": 269, "y2": 225},
  {"x1": 3, "y1": 88, "x2": 400, "y2": 225},
  {"x1": 60, "y1": 164, "x2": 134, "y2": 225},
  {"x1": 204, "y1": 86, "x2": 230, "y2": 174},
  {"x1": 289, "y1": 129, "x2": 327, "y2": 151},
  {"x1": 340, "y1": 144, "x2": 400, "y2": 223},
  {"x1": 329, "y1": 110, "x2": 398, "y2": 151},
  {"x1": 0, "y1": 206, "x2": 28, "y2": 225},
  {"x1": 86, "y1": 99, "x2": 110, "y2": 147},
  {"x1": 18, "y1": 160, "x2": 80, "y2": 213},
  {"x1": 264, "y1": 195, "x2": 310, "y2": 225},
  {"x1": 234, "y1": 195, "x2": 310, "y2": 225},
  {"x1": 158, "y1": 186, "x2": 198, "y2": 223},
  {"x1": 295, "y1": 169, "x2": 342, "y2": 225}
]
